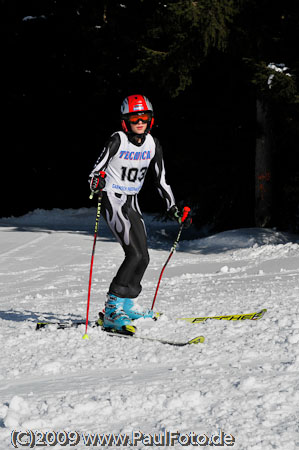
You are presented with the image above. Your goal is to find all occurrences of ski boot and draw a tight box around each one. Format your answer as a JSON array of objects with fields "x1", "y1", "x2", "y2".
[
  {"x1": 123, "y1": 298, "x2": 155, "y2": 320},
  {"x1": 102, "y1": 294, "x2": 136, "y2": 335}
]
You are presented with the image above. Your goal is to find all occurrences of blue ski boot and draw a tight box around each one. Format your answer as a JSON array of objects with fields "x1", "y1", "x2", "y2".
[
  {"x1": 103, "y1": 294, "x2": 134, "y2": 332},
  {"x1": 123, "y1": 298, "x2": 155, "y2": 320}
]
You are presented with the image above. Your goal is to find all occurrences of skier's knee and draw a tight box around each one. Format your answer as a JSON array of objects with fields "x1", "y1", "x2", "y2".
[
  {"x1": 127, "y1": 248, "x2": 149, "y2": 270},
  {"x1": 137, "y1": 250, "x2": 149, "y2": 271}
]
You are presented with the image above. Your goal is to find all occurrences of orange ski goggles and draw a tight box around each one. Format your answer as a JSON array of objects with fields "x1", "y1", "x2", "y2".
[{"x1": 128, "y1": 112, "x2": 151, "y2": 124}]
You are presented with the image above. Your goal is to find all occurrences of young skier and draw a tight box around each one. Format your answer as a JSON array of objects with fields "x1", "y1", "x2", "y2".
[{"x1": 89, "y1": 94, "x2": 190, "y2": 332}]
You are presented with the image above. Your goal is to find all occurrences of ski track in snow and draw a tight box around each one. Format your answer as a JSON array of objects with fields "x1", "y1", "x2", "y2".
[{"x1": 0, "y1": 208, "x2": 299, "y2": 449}]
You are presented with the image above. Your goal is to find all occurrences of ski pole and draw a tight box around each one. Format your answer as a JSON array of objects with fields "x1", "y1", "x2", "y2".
[
  {"x1": 151, "y1": 206, "x2": 191, "y2": 311},
  {"x1": 83, "y1": 171, "x2": 105, "y2": 339}
]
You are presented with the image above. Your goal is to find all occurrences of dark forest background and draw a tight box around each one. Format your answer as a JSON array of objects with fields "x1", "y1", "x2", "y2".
[{"x1": 1, "y1": 0, "x2": 299, "y2": 233}]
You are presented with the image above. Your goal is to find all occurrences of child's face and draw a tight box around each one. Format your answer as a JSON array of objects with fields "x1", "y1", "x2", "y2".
[{"x1": 130, "y1": 121, "x2": 147, "y2": 134}]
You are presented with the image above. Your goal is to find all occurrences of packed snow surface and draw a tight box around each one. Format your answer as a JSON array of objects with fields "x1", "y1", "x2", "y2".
[{"x1": 1, "y1": 208, "x2": 299, "y2": 449}]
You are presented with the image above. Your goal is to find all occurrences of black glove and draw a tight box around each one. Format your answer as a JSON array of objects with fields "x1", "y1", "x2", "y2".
[
  {"x1": 90, "y1": 171, "x2": 106, "y2": 194},
  {"x1": 168, "y1": 205, "x2": 192, "y2": 228}
]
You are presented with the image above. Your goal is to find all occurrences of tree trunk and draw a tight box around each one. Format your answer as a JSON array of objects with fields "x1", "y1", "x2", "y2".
[{"x1": 255, "y1": 98, "x2": 273, "y2": 227}]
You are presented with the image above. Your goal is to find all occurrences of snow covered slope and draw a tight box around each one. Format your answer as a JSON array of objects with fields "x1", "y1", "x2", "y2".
[{"x1": 1, "y1": 209, "x2": 299, "y2": 449}]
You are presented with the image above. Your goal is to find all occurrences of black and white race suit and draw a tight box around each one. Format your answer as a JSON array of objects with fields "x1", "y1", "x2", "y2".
[{"x1": 90, "y1": 131, "x2": 176, "y2": 298}]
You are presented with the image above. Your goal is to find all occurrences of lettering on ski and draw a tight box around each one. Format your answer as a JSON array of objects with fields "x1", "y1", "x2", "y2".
[{"x1": 178, "y1": 309, "x2": 267, "y2": 324}]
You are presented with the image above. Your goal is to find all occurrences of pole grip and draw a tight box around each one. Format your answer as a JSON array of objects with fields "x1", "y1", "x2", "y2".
[
  {"x1": 181, "y1": 206, "x2": 191, "y2": 223},
  {"x1": 89, "y1": 171, "x2": 106, "y2": 199}
]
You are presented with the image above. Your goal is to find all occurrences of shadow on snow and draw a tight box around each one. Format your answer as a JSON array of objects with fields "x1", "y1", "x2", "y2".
[{"x1": 0, "y1": 308, "x2": 83, "y2": 324}]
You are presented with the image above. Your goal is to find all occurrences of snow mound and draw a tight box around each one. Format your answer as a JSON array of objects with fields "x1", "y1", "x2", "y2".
[
  {"x1": 180, "y1": 227, "x2": 299, "y2": 254},
  {"x1": 0, "y1": 208, "x2": 96, "y2": 232}
]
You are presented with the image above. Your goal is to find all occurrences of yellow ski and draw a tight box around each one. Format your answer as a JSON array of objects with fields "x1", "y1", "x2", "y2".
[{"x1": 178, "y1": 309, "x2": 267, "y2": 324}]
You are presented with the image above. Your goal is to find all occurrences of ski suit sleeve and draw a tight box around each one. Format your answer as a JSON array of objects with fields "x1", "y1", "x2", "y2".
[
  {"x1": 89, "y1": 133, "x2": 121, "y2": 177},
  {"x1": 151, "y1": 137, "x2": 176, "y2": 211}
]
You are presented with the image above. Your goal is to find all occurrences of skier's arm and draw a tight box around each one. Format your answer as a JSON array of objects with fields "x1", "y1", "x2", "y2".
[
  {"x1": 151, "y1": 138, "x2": 176, "y2": 211},
  {"x1": 89, "y1": 133, "x2": 120, "y2": 194},
  {"x1": 89, "y1": 133, "x2": 120, "y2": 176}
]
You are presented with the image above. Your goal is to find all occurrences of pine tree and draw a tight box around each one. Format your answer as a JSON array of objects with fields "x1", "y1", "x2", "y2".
[
  {"x1": 232, "y1": 0, "x2": 299, "y2": 229},
  {"x1": 132, "y1": 0, "x2": 240, "y2": 97}
]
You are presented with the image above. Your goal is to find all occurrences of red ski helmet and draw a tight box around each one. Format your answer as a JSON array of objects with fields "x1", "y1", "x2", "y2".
[{"x1": 120, "y1": 94, "x2": 154, "y2": 134}]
